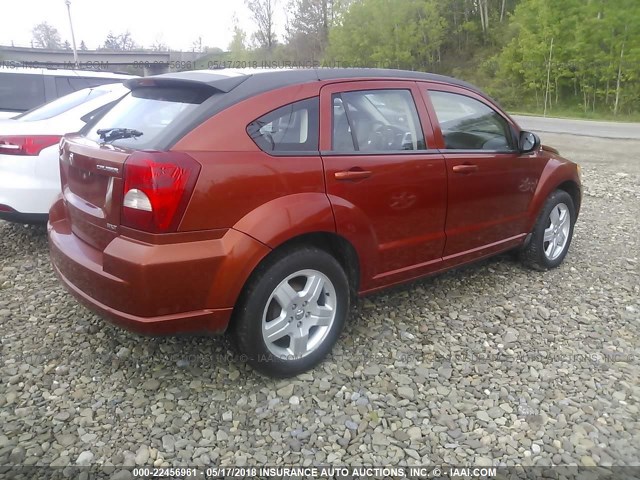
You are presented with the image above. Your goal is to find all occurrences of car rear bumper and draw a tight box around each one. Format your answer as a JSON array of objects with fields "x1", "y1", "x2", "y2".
[
  {"x1": 0, "y1": 150, "x2": 60, "y2": 218},
  {"x1": 0, "y1": 206, "x2": 48, "y2": 224},
  {"x1": 51, "y1": 260, "x2": 233, "y2": 335},
  {"x1": 47, "y1": 199, "x2": 269, "y2": 336}
]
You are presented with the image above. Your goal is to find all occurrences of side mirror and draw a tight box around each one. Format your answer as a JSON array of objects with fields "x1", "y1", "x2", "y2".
[{"x1": 519, "y1": 131, "x2": 540, "y2": 153}]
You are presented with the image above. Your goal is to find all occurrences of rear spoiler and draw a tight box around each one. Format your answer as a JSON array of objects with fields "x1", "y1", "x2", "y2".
[{"x1": 124, "y1": 75, "x2": 249, "y2": 93}]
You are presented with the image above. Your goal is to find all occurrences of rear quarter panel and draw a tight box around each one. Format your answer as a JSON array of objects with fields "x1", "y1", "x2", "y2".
[
  {"x1": 173, "y1": 82, "x2": 341, "y2": 307},
  {"x1": 175, "y1": 82, "x2": 327, "y2": 235}
]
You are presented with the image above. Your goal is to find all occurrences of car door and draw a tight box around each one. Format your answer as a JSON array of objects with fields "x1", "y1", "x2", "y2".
[
  {"x1": 421, "y1": 85, "x2": 545, "y2": 262},
  {"x1": 319, "y1": 81, "x2": 447, "y2": 290}
]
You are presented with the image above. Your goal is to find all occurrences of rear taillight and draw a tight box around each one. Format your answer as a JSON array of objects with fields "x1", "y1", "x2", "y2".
[
  {"x1": 121, "y1": 151, "x2": 201, "y2": 233},
  {"x1": 0, "y1": 204, "x2": 15, "y2": 212},
  {"x1": 0, "y1": 135, "x2": 62, "y2": 156}
]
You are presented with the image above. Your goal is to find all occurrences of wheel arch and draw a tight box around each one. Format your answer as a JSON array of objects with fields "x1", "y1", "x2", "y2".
[
  {"x1": 269, "y1": 231, "x2": 361, "y2": 299},
  {"x1": 226, "y1": 231, "x2": 361, "y2": 334},
  {"x1": 526, "y1": 161, "x2": 581, "y2": 233},
  {"x1": 556, "y1": 180, "x2": 581, "y2": 217}
]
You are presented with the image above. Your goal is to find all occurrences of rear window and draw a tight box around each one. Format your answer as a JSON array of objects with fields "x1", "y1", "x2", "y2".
[
  {"x1": 55, "y1": 76, "x2": 118, "y2": 97},
  {"x1": 85, "y1": 86, "x2": 212, "y2": 149},
  {"x1": 16, "y1": 87, "x2": 110, "y2": 122},
  {"x1": 0, "y1": 73, "x2": 45, "y2": 112}
]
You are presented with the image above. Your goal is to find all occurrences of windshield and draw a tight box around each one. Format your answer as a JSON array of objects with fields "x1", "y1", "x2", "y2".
[
  {"x1": 84, "y1": 86, "x2": 212, "y2": 149},
  {"x1": 16, "y1": 87, "x2": 111, "y2": 122}
]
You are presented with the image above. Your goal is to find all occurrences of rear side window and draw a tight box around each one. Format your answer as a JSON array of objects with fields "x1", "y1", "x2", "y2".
[
  {"x1": 429, "y1": 90, "x2": 515, "y2": 151},
  {"x1": 247, "y1": 97, "x2": 319, "y2": 154},
  {"x1": 85, "y1": 86, "x2": 212, "y2": 149},
  {"x1": 0, "y1": 73, "x2": 45, "y2": 112}
]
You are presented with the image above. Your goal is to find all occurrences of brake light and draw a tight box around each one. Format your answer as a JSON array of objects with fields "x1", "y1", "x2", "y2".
[
  {"x1": 121, "y1": 151, "x2": 201, "y2": 233},
  {"x1": 0, "y1": 135, "x2": 62, "y2": 156}
]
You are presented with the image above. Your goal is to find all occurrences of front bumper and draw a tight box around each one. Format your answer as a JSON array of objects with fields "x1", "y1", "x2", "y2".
[{"x1": 47, "y1": 199, "x2": 270, "y2": 336}]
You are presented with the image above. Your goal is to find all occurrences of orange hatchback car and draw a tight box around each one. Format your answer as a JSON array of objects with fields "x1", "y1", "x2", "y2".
[{"x1": 49, "y1": 69, "x2": 581, "y2": 377}]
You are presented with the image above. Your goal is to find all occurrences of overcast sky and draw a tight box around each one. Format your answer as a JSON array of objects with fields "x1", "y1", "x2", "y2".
[{"x1": 2, "y1": 0, "x2": 288, "y2": 51}]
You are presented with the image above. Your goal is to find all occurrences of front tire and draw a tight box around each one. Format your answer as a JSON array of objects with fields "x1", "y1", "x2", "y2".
[
  {"x1": 233, "y1": 246, "x2": 350, "y2": 378},
  {"x1": 521, "y1": 189, "x2": 576, "y2": 270}
]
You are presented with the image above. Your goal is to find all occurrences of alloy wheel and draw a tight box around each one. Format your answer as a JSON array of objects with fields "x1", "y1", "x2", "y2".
[
  {"x1": 543, "y1": 202, "x2": 571, "y2": 261},
  {"x1": 261, "y1": 269, "x2": 337, "y2": 359}
]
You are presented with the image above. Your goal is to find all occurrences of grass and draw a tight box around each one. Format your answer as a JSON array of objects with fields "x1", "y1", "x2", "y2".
[{"x1": 508, "y1": 107, "x2": 640, "y2": 123}]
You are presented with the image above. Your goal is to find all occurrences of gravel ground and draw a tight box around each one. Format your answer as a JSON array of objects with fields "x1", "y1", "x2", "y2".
[{"x1": 1, "y1": 133, "x2": 638, "y2": 475}]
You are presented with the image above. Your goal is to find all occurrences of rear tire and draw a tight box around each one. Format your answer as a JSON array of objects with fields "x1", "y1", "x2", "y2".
[
  {"x1": 521, "y1": 190, "x2": 575, "y2": 271},
  {"x1": 233, "y1": 246, "x2": 349, "y2": 378}
]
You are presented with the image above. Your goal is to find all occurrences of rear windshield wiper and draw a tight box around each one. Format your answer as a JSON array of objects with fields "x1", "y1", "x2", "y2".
[{"x1": 97, "y1": 127, "x2": 143, "y2": 143}]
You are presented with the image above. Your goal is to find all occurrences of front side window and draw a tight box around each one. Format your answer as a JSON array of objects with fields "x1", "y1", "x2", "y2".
[
  {"x1": 332, "y1": 89, "x2": 426, "y2": 153},
  {"x1": 429, "y1": 90, "x2": 515, "y2": 151},
  {"x1": 247, "y1": 97, "x2": 319, "y2": 153}
]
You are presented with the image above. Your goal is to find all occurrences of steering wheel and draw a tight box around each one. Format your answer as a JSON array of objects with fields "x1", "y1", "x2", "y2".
[{"x1": 364, "y1": 122, "x2": 402, "y2": 151}]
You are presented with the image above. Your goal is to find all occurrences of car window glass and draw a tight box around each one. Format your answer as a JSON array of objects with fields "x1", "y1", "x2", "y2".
[
  {"x1": 247, "y1": 97, "x2": 319, "y2": 153},
  {"x1": 429, "y1": 90, "x2": 514, "y2": 151},
  {"x1": 80, "y1": 99, "x2": 119, "y2": 124},
  {"x1": 85, "y1": 86, "x2": 213, "y2": 149},
  {"x1": 55, "y1": 77, "x2": 75, "y2": 97},
  {"x1": 17, "y1": 87, "x2": 109, "y2": 122},
  {"x1": 332, "y1": 89, "x2": 426, "y2": 152},
  {"x1": 55, "y1": 77, "x2": 117, "y2": 97},
  {"x1": 0, "y1": 73, "x2": 46, "y2": 112}
]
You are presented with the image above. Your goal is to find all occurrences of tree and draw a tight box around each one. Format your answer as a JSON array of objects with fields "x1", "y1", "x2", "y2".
[
  {"x1": 79, "y1": 40, "x2": 88, "y2": 51},
  {"x1": 103, "y1": 32, "x2": 120, "y2": 50},
  {"x1": 192, "y1": 36, "x2": 203, "y2": 53},
  {"x1": 32, "y1": 22, "x2": 62, "y2": 49},
  {"x1": 63, "y1": 40, "x2": 71, "y2": 50},
  {"x1": 118, "y1": 31, "x2": 137, "y2": 50},
  {"x1": 286, "y1": 0, "x2": 337, "y2": 60},
  {"x1": 228, "y1": 14, "x2": 248, "y2": 57},
  {"x1": 151, "y1": 37, "x2": 169, "y2": 51},
  {"x1": 247, "y1": 0, "x2": 278, "y2": 50},
  {"x1": 494, "y1": 0, "x2": 640, "y2": 115},
  {"x1": 327, "y1": 0, "x2": 446, "y2": 69},
  {"x1": 102, "y1": 31, "x2": 138, "y2": 50}
]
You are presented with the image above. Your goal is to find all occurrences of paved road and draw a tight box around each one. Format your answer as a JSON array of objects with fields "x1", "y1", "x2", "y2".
[{"x1": 513, "y1": 115, "x2": 640, "y2": 140}]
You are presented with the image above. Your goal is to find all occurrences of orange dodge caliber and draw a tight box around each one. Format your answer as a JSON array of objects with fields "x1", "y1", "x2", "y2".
[{"x1": 49, "y1": 68, "x2": 581, "y2": 377}]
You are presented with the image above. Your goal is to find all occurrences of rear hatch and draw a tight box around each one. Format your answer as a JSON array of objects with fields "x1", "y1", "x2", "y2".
[{"x1": 59, "y1": 81, "x2": 219, "y2": 251}]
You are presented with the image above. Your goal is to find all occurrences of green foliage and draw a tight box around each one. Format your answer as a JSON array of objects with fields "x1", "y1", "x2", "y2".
[
  {"x1": 194, "y1": 0, "x2": 639, "y2": 119},
  {"x1": 228, "y1": 15, "x2": 248, "y2": 58},
  {"x1": 322, "y1": 0, "x2": 639, "y2": 117},
  {"x1": 492, "y1": 0, "x2": 640, "y2": 115},
  {"x1": 326, "y1": 0, "x2": 446, "y2": 69}
]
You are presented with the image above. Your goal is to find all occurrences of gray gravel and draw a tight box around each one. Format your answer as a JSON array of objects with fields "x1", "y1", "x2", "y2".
[{"x1": 1, "y1": 133, "x2": 639, "y2": 472}]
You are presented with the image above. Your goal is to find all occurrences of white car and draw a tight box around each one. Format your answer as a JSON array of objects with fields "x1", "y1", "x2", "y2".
[
  {"x1": 0, "y1": 67, "x2": 134, "y2": 119},
  {"x1": 0, "y1": 83, "x2": 129, "y2": 223}
]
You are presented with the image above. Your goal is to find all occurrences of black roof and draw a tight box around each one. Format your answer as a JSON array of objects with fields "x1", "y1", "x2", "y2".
[
  {"x1": 124, "y1": 68, "x2": 485, "y2": 150},
  {"x1": 127, "y1": 67, "x2": 481, "y2": 95}
]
